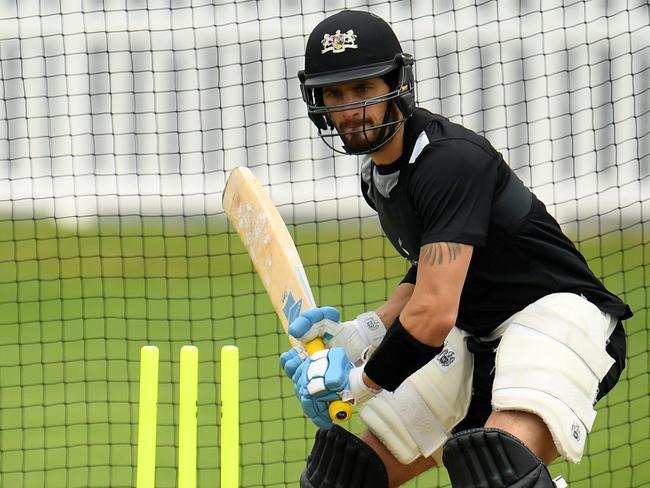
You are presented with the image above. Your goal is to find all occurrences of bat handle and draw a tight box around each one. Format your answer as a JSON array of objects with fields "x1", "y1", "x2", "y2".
[
  {"x1": 304, "y1": 337, "x2": 326, "y2": 357},
  {"x1": 305, "y1": 338, "x2": 353, "y2": 424}
]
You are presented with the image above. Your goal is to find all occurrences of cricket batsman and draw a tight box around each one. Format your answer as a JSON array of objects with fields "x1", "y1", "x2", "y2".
[{"x1": 280, "y1": 10, "x2": 632, "y2": 488}]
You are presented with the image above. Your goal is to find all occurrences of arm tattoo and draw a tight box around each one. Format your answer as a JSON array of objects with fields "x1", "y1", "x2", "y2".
[{"x1": 419, "y1": 242, "x2": 462, "y2": 266}]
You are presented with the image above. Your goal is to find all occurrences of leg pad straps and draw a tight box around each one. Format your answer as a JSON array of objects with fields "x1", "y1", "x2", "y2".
[
  {"x1": 300, "y1": 425, "x2": 389, "y2": 488},
  {"x1": 443, "y1": 428, "x2": 556, "y2": 488}
]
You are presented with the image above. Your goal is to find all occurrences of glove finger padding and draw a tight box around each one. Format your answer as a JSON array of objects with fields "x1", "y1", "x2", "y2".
[
  {"x1": 300, "y1": 388, "x2": 341, "y2": 429},
  {"x1": 323, "y1": 348, "x2": 353, "y2": 391},
  {"x1": 304, "y1": 349, "x2": 351, "y2": 397},
  {"x1": 280, "y1": 347, "x2": 304, "y2": 378},
  {"x1": 289, "y1": 306, "x2": 341, "y2": 342}
]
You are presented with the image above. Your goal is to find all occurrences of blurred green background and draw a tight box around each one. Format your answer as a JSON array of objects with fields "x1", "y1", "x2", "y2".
[{"x1": 0, "y1": 216, "x2": 647, "y2": 487}]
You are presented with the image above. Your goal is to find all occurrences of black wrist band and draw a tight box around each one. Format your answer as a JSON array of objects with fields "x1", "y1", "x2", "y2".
[{"x1": 364, "y1": 317, "x2": 444, "y2": 392}]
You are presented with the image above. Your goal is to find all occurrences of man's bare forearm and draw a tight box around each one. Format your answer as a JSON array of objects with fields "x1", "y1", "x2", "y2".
[
  {"x1": 376, "y1": 282, "x2": 415, "y2": 328},
  {"x1": 362, "y1": 283, "x2": 415, "y2": 391}
]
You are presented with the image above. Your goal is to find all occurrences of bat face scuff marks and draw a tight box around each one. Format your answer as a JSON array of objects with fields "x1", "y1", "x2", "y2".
[
  {"x1": 233, "y1": 200, "x2": 276, "y2": 288},
  {"x1": 234, "y1": 201, "x2": 270, "y2": 260}
]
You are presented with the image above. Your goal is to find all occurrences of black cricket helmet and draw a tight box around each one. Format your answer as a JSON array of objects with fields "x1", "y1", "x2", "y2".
[{"x1": 298, "y1": 10, "x2": 415, "y2": 155}]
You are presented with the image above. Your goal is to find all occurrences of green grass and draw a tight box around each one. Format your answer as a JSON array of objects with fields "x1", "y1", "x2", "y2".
[{"x1": 0, "y1": 216, "x2": 647, "y2": 487}]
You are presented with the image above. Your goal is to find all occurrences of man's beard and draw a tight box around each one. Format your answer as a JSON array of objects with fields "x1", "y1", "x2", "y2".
[{"x1": 339, "y1": 122, "x2": 383, "y2": 153}]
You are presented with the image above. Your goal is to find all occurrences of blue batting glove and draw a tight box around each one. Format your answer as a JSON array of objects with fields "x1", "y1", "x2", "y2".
[
  {"x1": 288, "y1": 306, "x2": 386, "y2": 365},
  {"x1": 293, "y1": 348, "x2": 353, "y2": 429},
  {"x1": 289, "y1": 306, "x2": 341, "y2": 341},
  {"x1": 279, "y1": 346, "x2": 305, "y2": 379}
]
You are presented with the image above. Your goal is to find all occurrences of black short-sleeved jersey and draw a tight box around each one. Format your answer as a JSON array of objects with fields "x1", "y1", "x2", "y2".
[{"x1": 361, "y1": 108, "x2": 632, "y2": 336}]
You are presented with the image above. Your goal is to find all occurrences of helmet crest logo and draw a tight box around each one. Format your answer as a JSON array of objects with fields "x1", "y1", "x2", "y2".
[{"x1": 321, "y1": 29, "x2": 358, "y2": 53}]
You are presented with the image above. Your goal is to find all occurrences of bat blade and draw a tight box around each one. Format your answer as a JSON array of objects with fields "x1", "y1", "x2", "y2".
[
  {"x1": 223, "y1": 166, "x2": 352, "y2": 423},
  {"x1": 223, "y1": 166, "x2": 316, "y2": 348}
]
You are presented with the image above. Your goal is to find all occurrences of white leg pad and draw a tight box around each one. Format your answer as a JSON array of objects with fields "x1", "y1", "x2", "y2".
[
  {"x1": 360, "y1": 327, "x2": 473, "y2": 465},
  {"x1": 491, "y1": 293, "x2": 615, "y2": 463}
]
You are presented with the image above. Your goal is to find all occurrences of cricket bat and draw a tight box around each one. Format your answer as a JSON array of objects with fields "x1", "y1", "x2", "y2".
[{"x1": 222, "y1": 166, "x2": 352, "y2": 423}]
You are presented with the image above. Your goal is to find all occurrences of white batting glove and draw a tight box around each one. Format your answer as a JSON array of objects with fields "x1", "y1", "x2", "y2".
[{"x1": 288, "y1": 306, "x2": 386, "y2": 366}]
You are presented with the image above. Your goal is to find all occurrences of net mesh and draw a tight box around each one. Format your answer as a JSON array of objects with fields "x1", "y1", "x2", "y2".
[{"x1": 0, "y1": 1, "x2": 648, "y2": 487}]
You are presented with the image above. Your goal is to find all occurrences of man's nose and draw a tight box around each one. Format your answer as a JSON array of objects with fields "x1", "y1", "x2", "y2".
[{"x1": 338, "y1": 94, "x2": 363, "y2": 120}]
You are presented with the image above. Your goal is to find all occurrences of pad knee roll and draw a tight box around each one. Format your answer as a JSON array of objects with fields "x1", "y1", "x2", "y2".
[
  {"x1": 443, "y1": 428, "x2": 555, "y2": 488},
  {"x1": 300, "y1": 425, "x2": 388, "y2": 488}
]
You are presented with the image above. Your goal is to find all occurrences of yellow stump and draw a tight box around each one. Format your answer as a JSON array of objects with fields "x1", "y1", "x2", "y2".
[
  {"x1": 136, "y1": 346, "x2": 159, "y2": 488},
  {"x1": 220, "y1": 345, "x2": 240, "y2": 488},
  {"x1": 178, "y1": 345, "x2": 199, "y2": 488}
]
